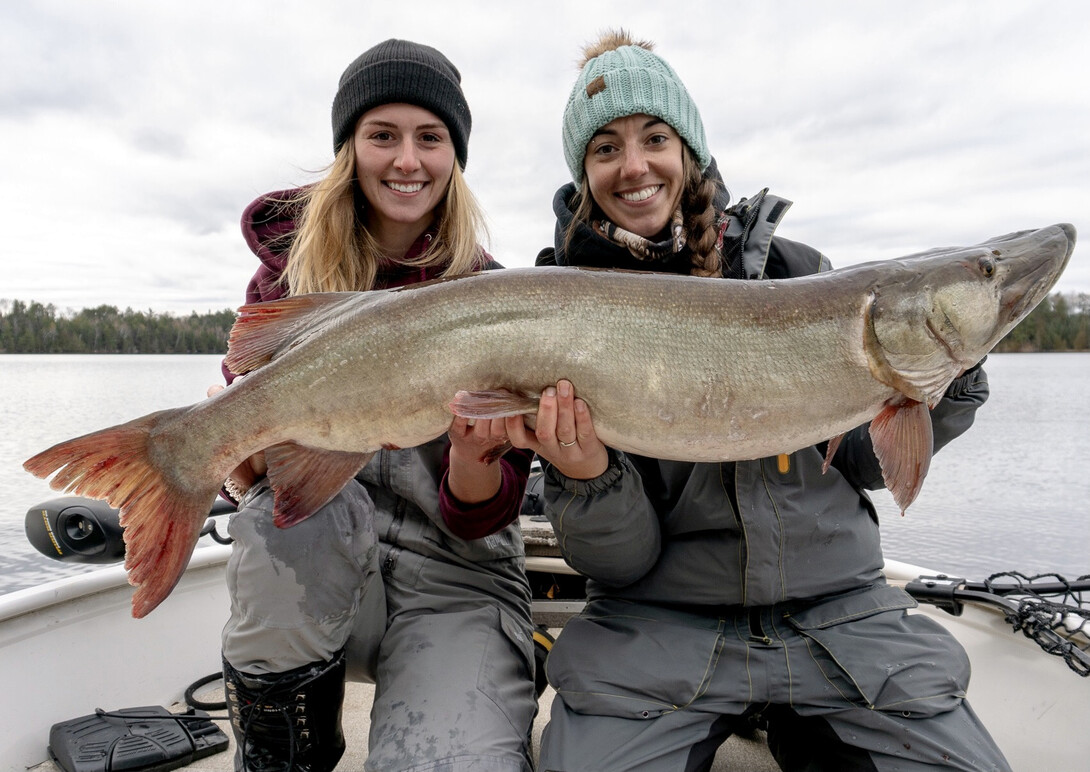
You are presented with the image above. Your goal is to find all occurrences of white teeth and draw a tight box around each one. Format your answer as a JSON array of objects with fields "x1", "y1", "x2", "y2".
[
  {"x1": 387, "y1": 181, "x2": 424, "y2": 193},
  {"x1": 619, "y1": 185, "x2": 660, "y2": 202}
]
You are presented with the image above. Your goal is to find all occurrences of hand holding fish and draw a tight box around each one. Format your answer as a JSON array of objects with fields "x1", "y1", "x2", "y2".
[
  {"x1": 446, "y1": 416, "x2": 510, "y2": 504},
  {"x1": 506, "y1": 380, "x2": 609, "y2": 481}
]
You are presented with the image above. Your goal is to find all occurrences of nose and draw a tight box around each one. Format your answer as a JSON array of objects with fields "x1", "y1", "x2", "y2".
[
  {"x1": 620, "y1": 145, "x2": 649, "y2": 178},
  {"x1": 394, "y1": 139, "x2": 420, "y2": 172}
]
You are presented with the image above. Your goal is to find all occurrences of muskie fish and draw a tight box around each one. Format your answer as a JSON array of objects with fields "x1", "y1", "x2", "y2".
[{"x1": 25, "y1": 224, "x2": 1075, "y2": 617}]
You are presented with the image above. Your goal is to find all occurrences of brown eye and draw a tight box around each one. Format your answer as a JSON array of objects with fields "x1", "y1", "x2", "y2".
[{"x1": 978, "y1": 257, "x2": 996, "y2": 277}]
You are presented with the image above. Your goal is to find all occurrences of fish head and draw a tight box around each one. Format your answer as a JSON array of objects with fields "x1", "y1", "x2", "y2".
[{"x1": 866, "y1": 223, "x2": 1075, "y2": 405}]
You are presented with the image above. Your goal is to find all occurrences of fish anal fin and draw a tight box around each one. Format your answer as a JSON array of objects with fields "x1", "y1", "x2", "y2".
[
  {"x1": 226, "y1": 293, "x2": 359, "y2": 375},
  {"x1": 449, "y1": 389, "x2": 539, "y2": 420},
  {"x1": 821, "y1": 433, "x2": 846, "y2": 474},
  {"x1": 23, "y1": 409, "x2": 218, "y2": 618},
  {"x1": 868, "y1": 399, "x2": 933, "y2": 515},
  {"x1": 264, "y1": 442, "x2": 373, "y2": 528}
]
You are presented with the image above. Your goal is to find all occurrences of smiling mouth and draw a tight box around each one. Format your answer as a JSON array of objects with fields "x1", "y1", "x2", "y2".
[
  {"x1": 618, "y1": 185, "x2": 661, "y2": 202},
  {"x1": 386, "y1": 181, "x2": 426, "y2": 194}
]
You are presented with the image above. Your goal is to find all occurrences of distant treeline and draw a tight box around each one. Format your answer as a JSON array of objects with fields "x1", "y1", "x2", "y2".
[
  {"x1": 1, "y1": 292, "x2": 1088, "y2": 355},
  {"x1": 991, "y1": 292, "x2": 1089, "y2": 352},
  {"x1": 0, "y1": 300, "x2": 236, "y2": 354}
]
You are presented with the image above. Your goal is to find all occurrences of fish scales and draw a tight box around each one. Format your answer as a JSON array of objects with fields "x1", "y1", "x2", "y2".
[{"x1": 22, "y1": 223, "x2": 1076, "y2": 617}]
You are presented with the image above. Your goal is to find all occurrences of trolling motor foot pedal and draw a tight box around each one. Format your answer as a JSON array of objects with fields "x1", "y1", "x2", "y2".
[{"x1": 47, "y1": 705, "x2": 228, "y2": 772}]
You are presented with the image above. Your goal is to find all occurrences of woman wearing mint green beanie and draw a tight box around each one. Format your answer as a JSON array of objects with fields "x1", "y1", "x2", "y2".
[{"x1": 511, "y1": 29, "x2": 1008, "y2": 772}]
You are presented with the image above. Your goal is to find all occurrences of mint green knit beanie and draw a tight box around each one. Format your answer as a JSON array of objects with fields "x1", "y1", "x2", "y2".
[{"x1": 562, "y1": 42, "x2": 710, "y2": 183}]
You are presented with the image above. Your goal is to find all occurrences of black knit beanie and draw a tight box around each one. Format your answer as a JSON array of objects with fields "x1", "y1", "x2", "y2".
[{"x1": 331, "y1": 39, "x2": 472, "y2": 169}]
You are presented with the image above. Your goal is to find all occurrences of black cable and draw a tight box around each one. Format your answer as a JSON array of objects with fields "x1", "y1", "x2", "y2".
[{"x1": 185, "y1": 672, "x2": 228, "y2": 711}]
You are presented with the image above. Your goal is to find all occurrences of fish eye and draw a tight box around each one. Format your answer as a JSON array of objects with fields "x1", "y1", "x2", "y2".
[{"x1": 978, "y1": 256, "x2": 996, "y2": 277}]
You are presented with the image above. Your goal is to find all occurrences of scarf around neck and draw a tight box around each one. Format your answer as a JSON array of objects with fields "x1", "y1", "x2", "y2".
[{"x1": 591, "y1": 207, "x2": 686, "y2": 264}]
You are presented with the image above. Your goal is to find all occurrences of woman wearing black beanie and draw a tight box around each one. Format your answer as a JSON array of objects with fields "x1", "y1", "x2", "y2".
[{"x1": 216, "y1": 39, "x2": 536, "y2": 772}]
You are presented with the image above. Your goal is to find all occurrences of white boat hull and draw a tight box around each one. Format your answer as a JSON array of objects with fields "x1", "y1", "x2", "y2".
[{"x1": 1, "y1": 547, "x2": 1085, "y2": 770}]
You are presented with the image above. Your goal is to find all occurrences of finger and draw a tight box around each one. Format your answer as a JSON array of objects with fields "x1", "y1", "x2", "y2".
[
  {"x1": 206, "y1": 384, "x2": 224, "y2": 398},
  {"x1": 449, "y1": 415, "x2": 469, "y2": 437},
  {"x1": 536, "y1": 386, "x2": 559, "y2": 444},
  {"x1": 476, "y1": 417, "x2": 500, "y2": 441},
  {"x1": 573, "y1": 398, "x2": 598, "y2": 442},
  {"x1": 504, "y1": 414, "x2": 539, "y2": 451},
  {"x1": 554, "y1": 380, "x2": 578, "y2": 443},
  {"x1": 488, "y1": 417, "x2": 509, "y2": 442}
]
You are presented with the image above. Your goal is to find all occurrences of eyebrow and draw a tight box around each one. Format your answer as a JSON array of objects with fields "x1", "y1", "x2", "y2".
[
  {"x1": 591, "y1": 117, "x2": 666, "y2": 139},
  {"x1": 360, "y1": 119, "x2": 448, "y2": 132}
]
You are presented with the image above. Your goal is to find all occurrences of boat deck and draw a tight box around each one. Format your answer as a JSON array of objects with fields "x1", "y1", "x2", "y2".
[{"x1": 26, "y1": 650, "x2": 781, "y2": 772}]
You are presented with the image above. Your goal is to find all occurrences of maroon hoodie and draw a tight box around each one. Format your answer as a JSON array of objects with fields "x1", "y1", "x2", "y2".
[{"x1": 225, "y1": 188, "x2": 531, "y2": 541}]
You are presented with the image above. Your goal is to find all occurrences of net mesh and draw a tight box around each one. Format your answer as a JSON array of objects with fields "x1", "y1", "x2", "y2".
[{"x1": 983, "y1": 571, "x2": 1090, "y2": 677}]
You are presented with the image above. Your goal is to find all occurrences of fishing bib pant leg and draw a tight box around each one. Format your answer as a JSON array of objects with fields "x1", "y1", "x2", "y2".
[
  {"x1": 222, "y1": 476, "x2": 536, "y2": 771},
  {"x1": 360, "y1": 543, "x2": 537, "y2": 772},
  {"x1": 221, "y1": 481, "x2": 378, "y2": 771},
  {"x1": 222, "y1": 481, "x2": 379, "y2": 672},
  {"x1": 538, "y1": 593, "x2": 1010, "y2": 772}
]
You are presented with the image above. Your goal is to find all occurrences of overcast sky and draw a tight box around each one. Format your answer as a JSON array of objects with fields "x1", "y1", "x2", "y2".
[{"x1": 3, "y1": 0, "x2": 1087, "y2": 315}]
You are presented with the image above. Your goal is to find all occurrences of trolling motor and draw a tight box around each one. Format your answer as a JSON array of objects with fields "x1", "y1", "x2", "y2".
[{"x1": 25, "y1": 496, "x2": 235, "y2": 564}]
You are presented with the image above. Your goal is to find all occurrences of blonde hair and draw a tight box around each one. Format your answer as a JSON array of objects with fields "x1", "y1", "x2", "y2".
[
  {"x1": 565, "y1": 145, "x2": 723, "y2": 277},
  {"x1": 284, "y1": 142, "x2": 488, "y2": 295}
]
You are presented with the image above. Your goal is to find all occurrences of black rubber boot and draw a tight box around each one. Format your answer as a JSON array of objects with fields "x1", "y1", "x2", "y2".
[{"x1": 223, "y1": 649, "x2": 347, "y2": 772}]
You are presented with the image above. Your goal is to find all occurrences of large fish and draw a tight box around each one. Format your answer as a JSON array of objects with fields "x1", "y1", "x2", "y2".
[{"x1": 25, "y1": 224, "x2": 1075, "y2": 617}]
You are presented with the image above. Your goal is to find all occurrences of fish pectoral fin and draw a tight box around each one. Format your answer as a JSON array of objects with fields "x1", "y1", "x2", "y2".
[
  {"x1": 226, "y1": 293, "x2": 364, "y2": 374},
  {"x1": 264, "y1": 442, "x2": 373, "y2": 528},
  {"x1": 868, "y1": 398, "x2": 933, "y2": 515},
  {"x1": 449, "y1": 389, "x2": 540, "y2": 419}
]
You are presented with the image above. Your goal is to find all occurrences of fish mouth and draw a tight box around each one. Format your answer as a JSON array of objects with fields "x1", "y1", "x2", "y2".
[{"x1": 996, "y1": 223, "x2": 1075, "y2": 325}]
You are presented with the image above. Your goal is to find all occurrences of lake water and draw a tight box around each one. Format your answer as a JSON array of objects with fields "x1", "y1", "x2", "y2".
[{"x1": 0, "y1": 353, "x2": 1087, "y2": 596}]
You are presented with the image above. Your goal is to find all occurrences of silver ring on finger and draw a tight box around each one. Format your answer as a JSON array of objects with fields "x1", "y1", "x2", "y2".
[{"x1": 559, "y1": 439, "x2": 578, "y2": 448}]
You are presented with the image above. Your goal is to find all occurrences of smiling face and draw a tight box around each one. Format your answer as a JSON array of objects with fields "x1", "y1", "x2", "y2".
[
  {"x1": 583, "y1": 113, "x2": 686, "y2": 239},
  {"x1": 353, "y1": 103, "x2": 456, "y2": 252}
]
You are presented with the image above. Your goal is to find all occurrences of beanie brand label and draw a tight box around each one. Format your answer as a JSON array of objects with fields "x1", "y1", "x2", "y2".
[{"x1": 585, "y1": 75, "x2": 607, "y2": 98}]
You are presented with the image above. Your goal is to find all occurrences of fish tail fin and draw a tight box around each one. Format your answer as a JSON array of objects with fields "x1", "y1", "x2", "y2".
[
  {"x1": 869, "y1": 399, "x2": 933, "y2": 515},
  {"x1": 449, "y1": 389, "x2": 539, "y2": 419},
  {"x1": 23, "y1": 410, "x2": 217, "y2": 618}
]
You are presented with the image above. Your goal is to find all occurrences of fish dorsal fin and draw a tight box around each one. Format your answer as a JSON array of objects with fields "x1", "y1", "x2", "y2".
[
  {"x1": 225, "y1": 292, "x2": 372, "y2": 375},
  {"x1": 868, "y1": 398, "x2": 933, "y2": 515},
  {"x1": 263, "y1": 441, "x2": 374, "y2": 528}
]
